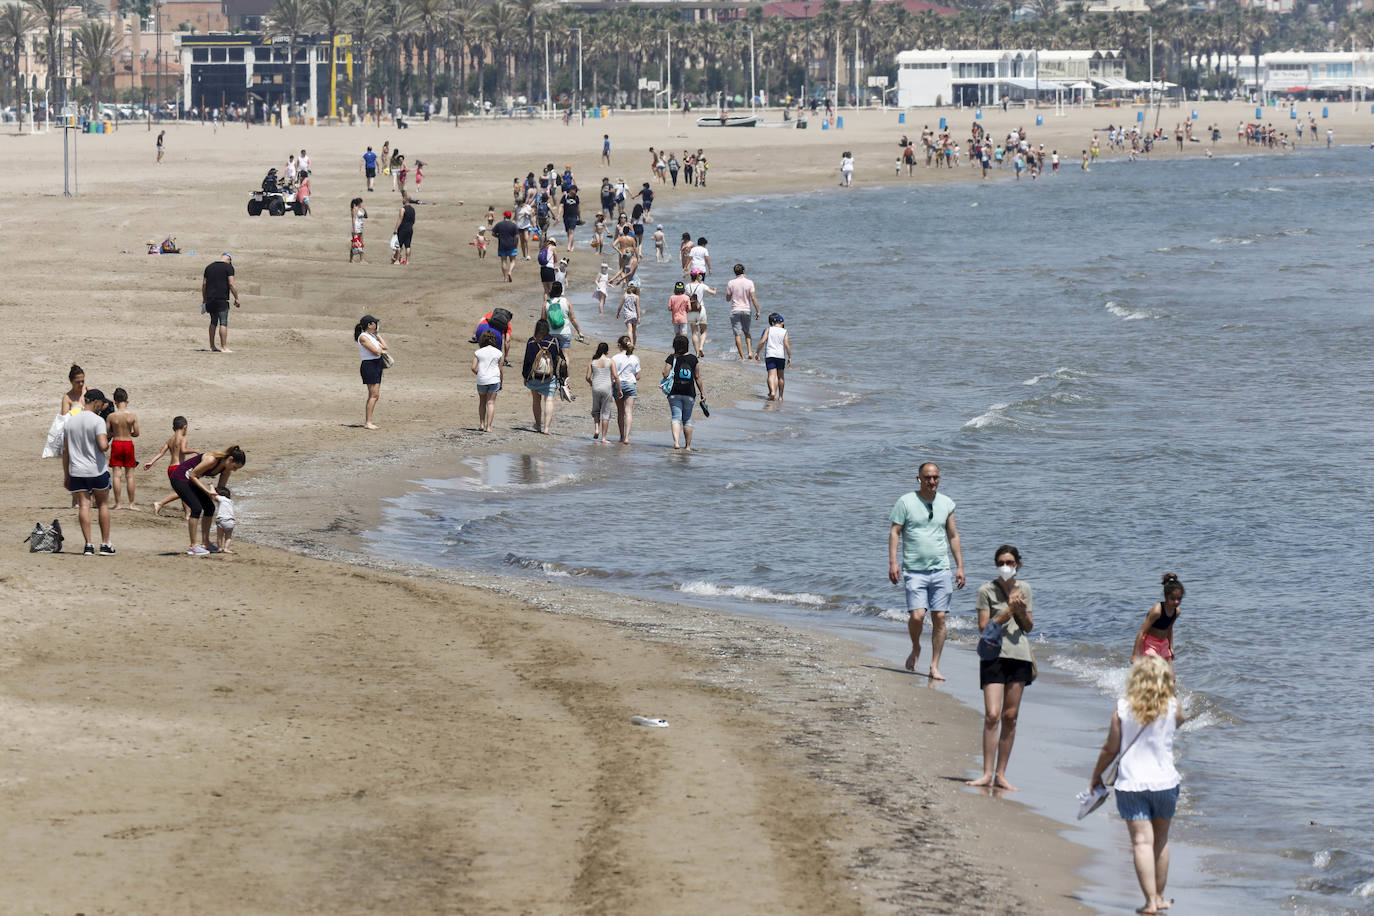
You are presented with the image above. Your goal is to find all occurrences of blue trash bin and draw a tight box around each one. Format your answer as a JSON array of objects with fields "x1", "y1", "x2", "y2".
[
  {"x1": 1036, "y1": 115, "x2": 1043, "y2": 126},
  {"x1": 836, "y1": 115, "x2": 844, "y2": 128},
  {"x1": 939, "y1": 116, "x2": 946, "y2": 130},
  {"x1": 821, "y1": 119, "x2": 829, "y2": 130},
  {"x1": 898, "y1": 111, "x2": 905, "y2": 124},
  {"x1": 1137, "y1": 111, "x2": 1144, "y2": 122},
  {"x1": 1256, "y1": 107, "x2": 1263, "y2": 118},
  {"x1": 1323, "y1": 106, "x2": 1329, "y2": 118},
  {"x1": 1290, "y1": 108, "x2": 1297, "y2": 118},
  {"x1": 975, "y1": 108, "x2": 982, "y2": 119}
]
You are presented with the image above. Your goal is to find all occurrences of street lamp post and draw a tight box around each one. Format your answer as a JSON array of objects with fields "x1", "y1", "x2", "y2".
[
  {"x1": 544, "y1": 30, "x2": 550, "y2": 117},
  {"x1": 663, "y1": 29, "x2": 671, "y2": 123},
  {"x1": 748, "y1": 27, "x2": 756, "y2": 114},
  {"x1": 155, "y1": 0, "x2": 162, "y2": 119}
]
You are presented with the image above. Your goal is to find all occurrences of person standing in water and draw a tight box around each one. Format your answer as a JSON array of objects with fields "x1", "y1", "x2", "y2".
[
  {"x1": 1132, "y1": 574, "x2": 1184, "y2": 666},
  {"x1": 967, "y1": 545, "x2": 1035, "y2": 791},
  {"x1": 887, "y1": 462, "x2": 965, "y2": 681}
]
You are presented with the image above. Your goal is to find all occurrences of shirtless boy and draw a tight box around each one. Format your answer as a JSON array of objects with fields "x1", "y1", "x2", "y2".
[
  {"x1": 106, "y1": 388, "x2": 141, "y2": 509},
  {"x1": 145, "y1": 415, "x2": 192, "y2": 517}
]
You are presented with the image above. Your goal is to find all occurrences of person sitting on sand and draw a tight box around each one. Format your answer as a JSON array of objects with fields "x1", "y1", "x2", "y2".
[{"x1": 967, "y1": 544, "x2": 1034, "y2": 792}]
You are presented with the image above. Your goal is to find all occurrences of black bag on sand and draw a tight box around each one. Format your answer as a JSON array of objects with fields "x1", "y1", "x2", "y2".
[{"x1": 24, "y1": 519, "x2": 63, "y2": 553}]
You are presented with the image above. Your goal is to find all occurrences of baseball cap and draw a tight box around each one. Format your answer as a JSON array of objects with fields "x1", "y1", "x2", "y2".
[
  {"x1": 221, "y1": 252, "x2": 233, "y2": 260},
  {"x1": 673, "y1": 281, "x2": 685, "y2": 293},
  {"x1": 503, "y1": 210, "x2": 512, "y2": 218}
]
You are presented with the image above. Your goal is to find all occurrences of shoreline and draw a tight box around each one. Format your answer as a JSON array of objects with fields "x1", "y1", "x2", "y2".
[{"x1": 5, "y1": 104, "x2": 1366, "y2": 911}]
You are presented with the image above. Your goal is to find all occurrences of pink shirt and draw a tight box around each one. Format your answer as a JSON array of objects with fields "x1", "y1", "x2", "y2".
[
  {"x1": 726, "y1": 276, "x2": 755, "y2": 313},
  {"x1": 668, "y1": 294, "x2": 691, "y2": 323}
]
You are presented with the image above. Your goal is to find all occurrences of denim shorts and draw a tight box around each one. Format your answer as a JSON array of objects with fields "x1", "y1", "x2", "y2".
[
  {"x1": 902, "y1": 568, "x2": 954, "y2": 613},
  {"x1": 1115, "y1": 786, "x2": 1180, "y2": 821},
  {"x1": 617, "y1": 384, "x2": 637, "y2": 399},
  {"x1": 477, "y1": 383, "x2": 500, "y2": 395},
  {"x1": 668, "y1": 394, "x2": 695, "y2": 426}
]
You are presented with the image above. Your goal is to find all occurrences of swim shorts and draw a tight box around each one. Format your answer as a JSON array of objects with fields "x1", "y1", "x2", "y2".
[
  {"x1": 109, "y1": 439, "x2": 136, "y2": 468},
  {"x1": 765, "y1": 356, "x2": 787, "y2": 372},
  {"x1": 499, "y1": 247, "x2": 518, "y2": 258},
  {"x1": 902, "y1": 568, "x2": 953, "y2": 613},
  {"x1": 730, "y1": 312, "x2": 752, "y2": 338},
  {"x1": 207, "y1": 300, "x2": 230, "y2": 327},
  {"x1": 67, "y1": 471, "x2": 111, "y2": 493},
  {"x1": 1141, "y1": 634, "x2": 1174, "y2": 659}
]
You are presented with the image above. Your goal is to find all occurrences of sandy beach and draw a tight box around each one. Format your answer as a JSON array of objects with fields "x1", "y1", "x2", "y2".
[{"x1": 4, "y1": 101, "x2": 1371, "y2": 912}]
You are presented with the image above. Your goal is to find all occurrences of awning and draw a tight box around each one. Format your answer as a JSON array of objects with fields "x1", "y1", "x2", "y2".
[{"x1": 1000, "y1": 77, "x2": 1077, "y2": 91}]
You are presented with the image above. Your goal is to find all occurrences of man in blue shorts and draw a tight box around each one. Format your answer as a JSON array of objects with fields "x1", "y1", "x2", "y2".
[
  {"x1": 361, "y1": 146, "x2": 378, "y2": 191},
  {"x1": 888, "y1": 461, "x2": 965, "y2": 680},
  {"x1": 492, "y1": 211, "x2": 520, "y2": 283}
]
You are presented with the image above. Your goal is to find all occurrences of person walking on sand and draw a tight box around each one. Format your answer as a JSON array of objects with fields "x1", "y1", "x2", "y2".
[
  {"x1": 471, "y1": 330, "x2": 503, "y2": 433},
  {"x1": 349, "y1": 198, "x2": 368, "y2": 262},
  {"x1": 355, "y1": 314, "x2": 388, "y2": 429},
  {"x1": 601, "y1": 133, "x2": 611, "y2": 166},
  {"x1": 492, "y1": 210, "x2": 520, "y2": 282},
  {"x1": 726, "y1": 263, "x2": 761, "y2": 361},
  {"x1": 1132, "y1": 574, "x2": 1185, "y2": 666},
  {"x1": 201, "y1": 252, "x2": 241, "y2": 353},
  {"x1": 685, "y1": 273, "x2": 716, "y2": 358},
  {"x1": 840, "y1": 151, "x2": 854, "y2": 187},
  {"x1": 361, "y1": 145, "x2": 378, "y2": 191},
  {"x1": 967, "y1": 545, "x2": 1035, "y2": 790},
  {"x1": 392, "y1": 192, "x2": 416, "y2": 265},
  {"x1": 753, "y1": 313, "x2": 791, "y2": 401},
  {"x1": 887, "y1": 462, "x2": 965, "y2": 681},
  {"x1": 1088, "y1": 655, "x2": 1186, "y2": 915},
  {"x1": 156, "y1": 130, "x2": 165, "y2": 163},
  {"x1": 62, "y1": 388, "x2": 115, "y2": 556},
  {"x1": 105, "y1": 388, "x2": 140, "y2": 510}
]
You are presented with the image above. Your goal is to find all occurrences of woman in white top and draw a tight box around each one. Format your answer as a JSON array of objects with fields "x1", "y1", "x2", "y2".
[
  {"x1": 354, "y1": 314, "x2": 387, "y2": 430},
  {"x1": 609, "y1": 335, "x2": 641, "y2": 444},
  {"x1": 753, "y1": 312, "x2": 792, "y2": 401},
  {"x1": 1089, "y1": 655, "x2": 1187, "y2": 915},
  {"x1": 470, "y1": 330, "x2": 503, "y2": 432},
  {"x1": 349, "y1": 198, "x2": 367, "y2": 263}
]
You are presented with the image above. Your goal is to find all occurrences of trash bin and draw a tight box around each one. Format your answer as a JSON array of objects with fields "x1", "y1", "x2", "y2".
[
  {"x1": 975, "y1": 108, "x2": 982, "y2": 119},
  {"x1": 1036, "y1": 115, "x2": 1043, "y2": 126},
  {"x1": 836, "y1": 115, "x2": 844, "y2": 128},
  {"x1": 1256, "y1": 107, "x2": 1263, "y2": 118},
  {"x1": 1323, "y1": 106, "x2": 1329, "y2": 118},
  {"x1": 898, "y1": 112, "x2": 905, "y2": 124},
  {"x1": 939, "y1": 116, "x2": 946, "y2": 130},
  {"x1": 821, "y1": 119, "x2": 829, "y2": 131}
]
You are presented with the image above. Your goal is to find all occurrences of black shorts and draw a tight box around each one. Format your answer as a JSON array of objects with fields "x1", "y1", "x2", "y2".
[
  {"x1": 361, "y1": 358, "x2": 384, "y2": 386},
  {"x1": 563, "y1": 217, "x2": 577, "y2": 233},
  {"x1": 540, "y1": 266, "x2": 557, "y2": 283},
  {"x1": 365, "y1": 166, "x2": 377, "y2": 178},
  {"x1": 979, "y1": 657, "x2": 1035, "y2": 688},
  {"x1": 207, "y1": 299, "x2": 230, "y2": 327}
]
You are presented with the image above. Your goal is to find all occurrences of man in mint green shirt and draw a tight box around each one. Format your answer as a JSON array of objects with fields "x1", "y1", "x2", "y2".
[{"x1": 888, "y1": 462, "x2": 965, "y2": 681}]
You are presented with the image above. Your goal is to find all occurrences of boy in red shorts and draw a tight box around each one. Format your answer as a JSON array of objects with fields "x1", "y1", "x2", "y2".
[{"x1": 106, "y1": 387, "x2": 141, "y2": 510}]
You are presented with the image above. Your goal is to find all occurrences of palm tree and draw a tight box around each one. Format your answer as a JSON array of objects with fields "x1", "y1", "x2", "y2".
[
  {"x1": 24, "y1": 0, "x2": 64, "y2": 103},
  {"x1": 309, "y1": 0, "x2": 354, "y2": 119},
  {"x1": 412, "y1": 0, "x2": 444, "y2": 109},
  {"x1": 446, "y1": 0, "x2": 476, "y2": 111},
  {"x1": 1244, "y1": 8, "x2": 1275, "y2": 99},
  {"x1": 482, "y1": 0, "x2": 521, "y2": 102},
  {"x1": 380, "y1": 0, "x2": 418, "y2": 113},
  {"x1": 268, "y1": 0, "x2": 315, "y2": 113},
  {"x1": 0, "y1": 3, "x2": 33, "y2": 111},
  {"x1": 511, "y1": 0, "x2": 546, "y2": 105},
  {"x1": 74, "y1": 19, "x2": 118, "y2": 112},
  {"x1": 349, "y1": 0, "x2": 382, "y2": 113}
]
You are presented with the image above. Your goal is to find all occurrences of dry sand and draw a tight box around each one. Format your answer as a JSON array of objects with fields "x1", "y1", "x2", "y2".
[{"x1": 4, "y1": 101, "x2": 1367, "y2": 913}]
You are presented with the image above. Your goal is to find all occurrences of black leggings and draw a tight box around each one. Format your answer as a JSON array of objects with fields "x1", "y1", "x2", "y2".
[{"x1": 172, "y1": 476, "x2": 216, "y2": 518}]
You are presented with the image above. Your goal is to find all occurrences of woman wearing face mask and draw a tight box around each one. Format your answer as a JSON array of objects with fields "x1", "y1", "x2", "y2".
[
  {"x1": 1131, "y1": 574, "x2": 1184, "y2": 667},
  {"x1": 967, "y1": 544, "x2": 1035, "y2": 791}
]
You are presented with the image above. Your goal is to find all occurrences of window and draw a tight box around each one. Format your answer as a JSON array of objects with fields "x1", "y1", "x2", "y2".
[
  {"x1": 211, "y1": 47, "x2": 226, "y2": 62},
  {"x1": 228, "y1": 48, "x2": 244, "y2": 62},
  {"x1": 193, "y1": 48, "x2": 208, "y2": 62}
]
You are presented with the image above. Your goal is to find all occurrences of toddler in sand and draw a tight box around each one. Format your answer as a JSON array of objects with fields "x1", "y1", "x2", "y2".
[
  {"x1": 471, "y1": 226, "x2": 488, "y2": 258},
  {"x1": 213, "y1": 486, "x2": 236, "y2": 553}
]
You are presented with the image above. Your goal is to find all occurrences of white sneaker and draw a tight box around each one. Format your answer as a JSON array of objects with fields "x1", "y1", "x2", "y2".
[{"x1": 186, "y1": 544, "x2": 210, "y2": 556}]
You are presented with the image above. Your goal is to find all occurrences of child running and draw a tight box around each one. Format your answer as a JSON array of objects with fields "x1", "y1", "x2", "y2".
[
  {"x1": 106, "y1": 387, "x2": 141, "y2": 509},
  {"x1": 145, "y1": 415, "x2": 192, "y2": 517},
  {"x1": 471, "y1": 226, "x2": 488, "y2": 258},
  {"x1": 594, "y1": 262, "x2": 611, "y2": 313}
]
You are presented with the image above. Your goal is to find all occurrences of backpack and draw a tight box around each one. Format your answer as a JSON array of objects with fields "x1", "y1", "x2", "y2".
[
  {"x1": 23, "y1": 518, "x2": 63, "y2": 553},
  {"x1": 537, "y1": 197, "x2": 550, "y2": 219},
  {"x1": 530, "y1": 341, "x2": 556, "y2": 381},
  {"x1": 539, "y1": 246, "x2": 554, "y2": 267},
  {"x1": 546, "y1": 298, "x2": 565, "y2": 330}
]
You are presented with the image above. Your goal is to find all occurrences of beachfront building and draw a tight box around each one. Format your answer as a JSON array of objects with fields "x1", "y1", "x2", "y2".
[
  {"x1": 178, "y1": 34, "x2": 353, "y2": 119},
  {"x1": 1207, "y1": 51, "x2": 1374, "y2": 97},
  {"x1": 895, "y1": 48, "x2": 1124, "y2": 107}
]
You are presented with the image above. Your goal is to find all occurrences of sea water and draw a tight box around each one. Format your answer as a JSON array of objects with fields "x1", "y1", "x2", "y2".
[{"x1": 366, "y1": 147, "x2": 1374, "y2": 912}]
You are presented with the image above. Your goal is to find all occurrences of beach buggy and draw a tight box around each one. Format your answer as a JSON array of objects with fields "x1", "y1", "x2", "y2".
[{"x1": 247, "y1": 168, "x2": 306, "y2": 217}]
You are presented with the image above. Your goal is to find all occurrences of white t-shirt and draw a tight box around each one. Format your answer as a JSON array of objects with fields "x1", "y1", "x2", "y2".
[
  {"x1": 611, "y1": 352, "x2": 641, "y2": 386},
  {"x1": 474, "y1": 345, "x2": 503, "y2": 385},
  {"x1": 299, "y1": 154, "x2": 310, "y2": 172},
  {"x1": 689, "y1": 245, "x2": 709, "y2": 273},
  {"x1": 64, "y1": 409, "x2": 108, "y2": 478},
  {"x1": 726, "y1": 275, "x2": 755, "y2": 313},
  {"x1": 214, "y1": 496, "x2": 236, "y2": 526},
  {"x1": 840, "y1": 156, "x2": 854, "y2": 172},
  {"x1": 685, "y1": 280, "x2": 712, "y2": 307},
  {"x1": 763, "y1": 325, "x2": 787, "y2": 359},
  {"x1": 1114, "y1": 697, "x2": 1181, "y2": 793},
  {"x1": 358, "y1": 332, "x2": 382, "y2": 360}
]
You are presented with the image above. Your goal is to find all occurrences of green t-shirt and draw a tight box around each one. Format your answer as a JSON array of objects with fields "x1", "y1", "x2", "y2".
[
  {"x1": 975, "y1": 580, "x2": 1035, "y2": 662},
  {"x1": 889, "y1": 491, "x2": 955, "y2": 572}
]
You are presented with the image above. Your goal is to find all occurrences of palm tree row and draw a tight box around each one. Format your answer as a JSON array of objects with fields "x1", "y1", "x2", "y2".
[{"x1": 2, "y1": 0, "x2": 1370, "y2": 114}]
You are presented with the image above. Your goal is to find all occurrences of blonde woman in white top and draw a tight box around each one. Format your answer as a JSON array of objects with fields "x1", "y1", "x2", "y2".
[{"x1": 1089, "y1": 655, "x2": 1187, "y2": 915}]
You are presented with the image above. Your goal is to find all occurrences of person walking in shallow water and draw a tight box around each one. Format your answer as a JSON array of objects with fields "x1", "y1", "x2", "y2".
[
  {"x1": 1132, "y1": 573, "x2": 1184, "y2": 667},
  {"x1": 1089, "y1": 655, "x2": 1186, "y2": 915},
  {"x1": 967, "y1": 545, "x2": 1034, "y2": 791},
  {"x1": 887, "y1": 461, "x2": 965, "y2": 681}
]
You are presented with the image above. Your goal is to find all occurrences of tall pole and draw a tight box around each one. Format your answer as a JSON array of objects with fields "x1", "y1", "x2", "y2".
[
  {"x1": 1148, "y1": 25, "x2": 1153, "y2": 111},
  {"x1": 544, "y1": 31, "x2": 550, "y2": 116},
  {"x1": 572, "y1": 28, "x2": 582, "y2": 114},
  {"x1": 665, "y1": 30, "x2": 672, "y2": 123},
  {"x1": 155, "y1": 0, "x2": 162, "y2": 119},
  {"x1": 853, "y1": 26, "x2": 858, "y2": 108},
  {"x1": 833, "y1": 30, "x2": 839, "y2": 112},
  {"x1": 749, "y1": 28, "x2": 755, "y2": 113}
]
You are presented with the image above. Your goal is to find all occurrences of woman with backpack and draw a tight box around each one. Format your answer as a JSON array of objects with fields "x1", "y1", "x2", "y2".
[
  {"x1": 538, "y1": 238, "x2": 559, "y2": 295},
  {"x1": 541, "y1": 281, "x2": 581, "y2": 352},
  {"x1": 522, "y1": 318, "x2": 566, "y2": 434},
  {"x1": 661, "y1": 334, "x2": 704, "y2": 451}
]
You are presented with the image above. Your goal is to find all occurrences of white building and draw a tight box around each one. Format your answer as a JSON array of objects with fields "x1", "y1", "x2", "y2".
[
  {"x1": 1211, "y1": 51, "x2": 1374, "y2": 95},
  {"x1": 895, "y1": 48, "x2": 1125, "y2": 108}
]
